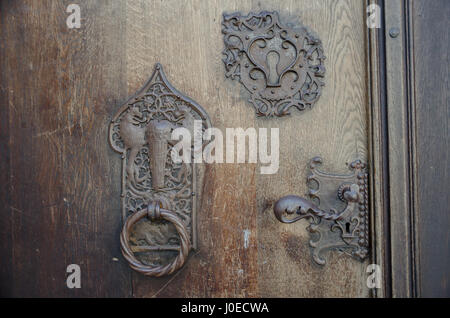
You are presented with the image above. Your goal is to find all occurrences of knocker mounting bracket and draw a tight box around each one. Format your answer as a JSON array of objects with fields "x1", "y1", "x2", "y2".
[{"x1": 109, "y1": 63, "x2": 211, "y2": 276}]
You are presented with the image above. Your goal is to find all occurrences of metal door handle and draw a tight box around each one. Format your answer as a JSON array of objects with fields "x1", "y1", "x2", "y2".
[
  {"x1": 274, "y1": 183, "x2": 360, "y2": 223},
  {"x1": 120, "y1": 202, "x2": 190, "y2": 277},
  {"x1": 273, "y1": 157, "x2": 370, "y2": 265},
  {"x1": 109, "y1": 64, "x2": 212, "y2": 276}
]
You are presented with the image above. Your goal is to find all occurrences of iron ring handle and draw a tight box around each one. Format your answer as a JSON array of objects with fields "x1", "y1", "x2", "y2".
[{"x1": 120, "y1": 202, "x2": 190, "y2": 277}]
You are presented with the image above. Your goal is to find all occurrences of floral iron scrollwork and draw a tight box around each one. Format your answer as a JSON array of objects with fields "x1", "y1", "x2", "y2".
[
  {"x1": 109, "y1": 63, "x2": 211, "y2": 276},
  {"x1": 274, "y1": 157, "x2": 369, "y2": 265},
  {"x1": 222, "y1": 11, "x2": 326, "y2": 117}
]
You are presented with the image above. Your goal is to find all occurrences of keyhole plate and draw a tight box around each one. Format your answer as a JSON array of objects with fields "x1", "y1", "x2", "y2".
[
  {"x1": 307, "y1": 157, "x2": 369, "y2": 265},
  {"x1": 222, "y1": 11, "x2": 326, "y2": 117}
]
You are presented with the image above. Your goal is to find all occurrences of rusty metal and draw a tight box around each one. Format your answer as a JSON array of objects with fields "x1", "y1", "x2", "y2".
[
  {"x1": 274, "y1": 157, "x2": 369, "y2": 265},
  {"x1": 109, "y1": 63, "x2": 211, "y2": 276},
  {"x1": 120, "y1": 202, "x2": 190, "y2": 277},
  {"x1": 222, "y1": 11, "x2": 326, "y2": 117}
]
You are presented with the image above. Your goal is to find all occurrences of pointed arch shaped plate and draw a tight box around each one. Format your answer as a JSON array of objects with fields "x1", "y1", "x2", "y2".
[{"x1": 109, "y1": 63, "x2": 211, "y2": 260}]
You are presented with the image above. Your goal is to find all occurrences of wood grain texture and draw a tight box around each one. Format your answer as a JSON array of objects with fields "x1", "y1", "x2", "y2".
[
  {"x1": 0, "y1": 0, "x2": 13, "y2": 294},
  {"x1": 123, "y1": 0, "x2": 369, "y2": 297},
  {"x1": 384, "y1": 0, "x2": 415, "y2": 297},
  {"x1": 0, "y1": 0, "x2": 131, "y2": 297},
  {"x1": 255, "y1": 0, "x2": 369, "y2": 297},
  {"x1": 411, "y1": 0, "x2": 449, "y2": 297},
  {"x1": 366, "y1": 0, "x2": 389, "y2": 298},
  {"x1": 0, "y1": 0, "x2": 370, "y2": 297},
  {"x1": 124, "y1": 0, "x2": 259, "y2": 297}
]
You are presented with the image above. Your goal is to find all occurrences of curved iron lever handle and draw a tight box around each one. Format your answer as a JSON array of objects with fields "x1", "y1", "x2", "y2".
[
  {"x1": 272, "y1": 157, "x2": 369, "y2": 265},
  {"x1": 120, "y1": 202, "x2": 190, "y2": 277},
  {"x1": 273, "y1": 183, "x2": 360, "y2": 224}
]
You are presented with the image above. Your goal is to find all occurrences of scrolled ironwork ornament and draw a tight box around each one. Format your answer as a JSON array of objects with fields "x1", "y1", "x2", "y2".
[
  {"x1": 109, "y1": 63, "x2": 211, "y2": 276},
  {"x1": 222, "y1": 11, "x2": 326, "y2": 117},
  {"x1": 274, "y1": 157, "x2": 369, "y2": 265}
]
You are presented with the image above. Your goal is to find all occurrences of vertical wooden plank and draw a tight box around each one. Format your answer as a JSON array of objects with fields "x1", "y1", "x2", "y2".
[
  {"x1": 0, "y1": 1, "x2": 13, "y2": 296},
  {"x1": 367, "y1": 0, "x2": 389, "y2": 298},
  {"x1": 0, "y1": 0, "x2": 67, "y2": 297},
  {"x1": 255, "y1": 0, "x2": 370, "y2": 297},
  {"x1": 411, "y1": 0, "x2": 449, "y2": 297},
  {"x1": 59, "y1": 0, "x2": 132, "y2": 297},
  {"x1": 384, "y1": 0, "x2": 414, "y2": 297},
  {"x1": 0, "y1": 0, "x2": 131, "y2": 296},
  {"x1": 383, "y1": 0, "x2": 449, "y2": 297},
  {"x1": 124, "y1": 0, "x2": 259, "y2": 297}
]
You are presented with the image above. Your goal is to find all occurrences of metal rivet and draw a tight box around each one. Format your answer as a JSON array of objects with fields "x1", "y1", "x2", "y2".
[{"x1": 389, "y1": 27, "x2": 400, "y2": 38}]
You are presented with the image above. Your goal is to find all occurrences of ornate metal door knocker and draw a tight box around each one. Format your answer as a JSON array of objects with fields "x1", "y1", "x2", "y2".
[
  {"x1": 109, "y1": 63, "x2": 211, "y2": 276},
  {"x1": 274, "y1": 157, "x2": 369, "y2": 265},
  {"x1": 222, "y1": 11, "x2": 326, "y2": 117}
]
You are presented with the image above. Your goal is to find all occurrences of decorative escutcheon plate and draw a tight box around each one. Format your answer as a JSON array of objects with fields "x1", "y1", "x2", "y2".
[
  {"x1": 109, "y1": 63, "x2": 211, "y2": 276},
  {"x1": 274, "y1": 157, "x2": 369, "y2": 265},
  {"x1": 222, "y1": 11, "x2": 326, "y2": 117}
]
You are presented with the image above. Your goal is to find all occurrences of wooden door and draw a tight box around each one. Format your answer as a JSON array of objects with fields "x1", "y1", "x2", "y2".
[{"x1": 1, "y1": 0, "x2": 373, "y2": 297}]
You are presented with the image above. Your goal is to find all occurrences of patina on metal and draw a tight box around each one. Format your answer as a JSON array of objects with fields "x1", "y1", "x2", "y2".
[
  {"x1": 109, "y1": 63, "x2": 211, "y2": 276},
  {"x1": 222, "y1": 11, "x2": 326, "y2": 117},
  {"x1": 274, "y1": 157, "x2": 369, "y2": 265},
  {"x1": 120, "y1": 202, "x2": 190, "y2": 276}
]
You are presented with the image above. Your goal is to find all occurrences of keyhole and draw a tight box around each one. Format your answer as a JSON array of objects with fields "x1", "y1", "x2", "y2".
[
  {"x1": 345, "y1": 222, "x2": 351, "y2": 233},
  {"x1": 266, "y1": 51, "x2": 280, "y2": 86}
]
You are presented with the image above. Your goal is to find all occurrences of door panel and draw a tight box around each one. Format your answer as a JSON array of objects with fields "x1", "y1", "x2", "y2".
[
  {"x1": 0, "y1": 0, "x2": 131, "y2": 297},
  {"x1": 0, "y1": 0, "x2": 370, "y2": 297},
  {"x1": 411, "y1": 0, "x2": 449, "y2": 297}
]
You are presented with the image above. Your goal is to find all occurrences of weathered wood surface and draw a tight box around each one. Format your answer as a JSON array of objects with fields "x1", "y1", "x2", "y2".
[
  {"x1": 384, "y1": 0, "x2": 415, "y2": 297},
  {"x1": 411, "y1": 0, "x2": 449, "y2": 297},
  {"x1": 0, "y1": 0, "x2": 369, "y2": 297},
  {"x1": 0, "y1": 0, "x2": 131, "y2": 297}
]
